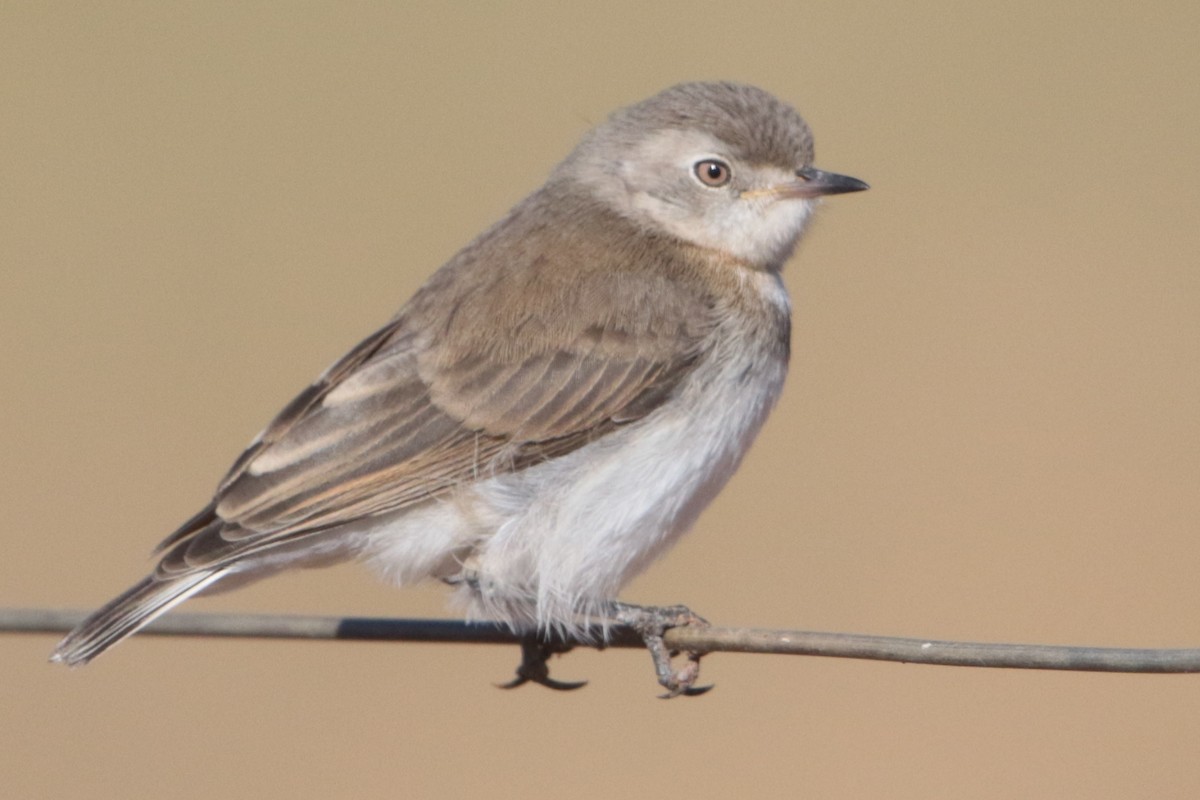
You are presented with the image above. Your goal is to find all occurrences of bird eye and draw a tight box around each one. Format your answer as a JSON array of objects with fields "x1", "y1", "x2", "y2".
[{"x1": 693, "y1": 159, "x2": 732, "y2": 187}]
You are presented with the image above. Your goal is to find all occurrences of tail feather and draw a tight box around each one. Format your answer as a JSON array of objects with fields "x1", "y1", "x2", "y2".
[{"x1": 51, "y1": 570, "x2": 225, "y2": 666}]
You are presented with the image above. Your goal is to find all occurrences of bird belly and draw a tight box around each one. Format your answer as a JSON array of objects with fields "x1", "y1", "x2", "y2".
[
  {"x1": 358, "y1": 276, "x2": 790, "y2": 634},
  {"x1": 459, "y1": 331, "x2": 786, "y2": 633}
]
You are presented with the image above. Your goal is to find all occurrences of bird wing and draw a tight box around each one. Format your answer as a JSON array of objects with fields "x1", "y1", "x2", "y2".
[{"x1": 152, "y1": 262, "x2": 714, "y2": 577}]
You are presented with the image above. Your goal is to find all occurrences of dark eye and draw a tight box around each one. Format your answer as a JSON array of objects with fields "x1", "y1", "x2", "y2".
[{"x1": 693, "y1": 159, "x2": 732, "y2": 187}]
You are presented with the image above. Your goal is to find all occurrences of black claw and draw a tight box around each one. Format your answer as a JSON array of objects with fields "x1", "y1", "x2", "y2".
[
  {"x1": 497, "y1": 674, "x2": 588, "y2": 691},
  {"x1": 658, "y1": 683, "x2": 714, "y2": 700},
  {"x1": 496, "y1": 675, "x2": 530, "y2": 690},
  {"x1": 498, "y1": 638, "x2": 586, "y2": 692}
]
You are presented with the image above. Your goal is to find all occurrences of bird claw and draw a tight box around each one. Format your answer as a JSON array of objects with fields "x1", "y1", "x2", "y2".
[
  {"x1": 611, "y1": 602, "x2": 713, "y2": 698},
  {"x1": 496, "y1": 604, "x2": 712, "y2": 696},
  {"x1": 655, "y1": 650, "x2": 715, "y2": 698},
  {"x1": 497, "y1": 638, "x2": 587, "y2": 692}
]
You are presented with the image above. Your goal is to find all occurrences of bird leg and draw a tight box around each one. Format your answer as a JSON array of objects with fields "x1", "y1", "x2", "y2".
[
  {"x1": 495, "y1": 603, "x2": 712, "y2": 696},
  {"x1": 610, "y1": 602, "x2": 713, "y2": 698},
  {"x1": 496, "y1": 636, "x2": 587, "y2": 692}
]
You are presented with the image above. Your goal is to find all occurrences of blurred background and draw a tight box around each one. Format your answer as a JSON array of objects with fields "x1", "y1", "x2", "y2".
[{"x1": 3, "y1": 2, "x2": 1198, "y2": 797}]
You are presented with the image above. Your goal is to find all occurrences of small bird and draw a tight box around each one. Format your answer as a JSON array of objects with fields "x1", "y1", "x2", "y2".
[{"x1": 52, "y1": 81, "x2": 867, "y2": 694}]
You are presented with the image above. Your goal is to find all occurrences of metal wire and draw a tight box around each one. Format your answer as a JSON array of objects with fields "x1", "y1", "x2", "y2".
[{"x1": 9, "y1": 607, "x2": 1200, "y2": 673}]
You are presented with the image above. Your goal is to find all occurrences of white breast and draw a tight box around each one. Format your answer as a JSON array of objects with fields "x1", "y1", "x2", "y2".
[
  {"x1": 356, "y1": 269, "x2": 790, "y2": 634},
  {"x1": 441, "y1": 268, "x2": 792, "y2": 633}
]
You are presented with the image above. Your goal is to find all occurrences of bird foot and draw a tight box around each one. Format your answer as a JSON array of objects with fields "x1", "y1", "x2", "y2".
[
  {"x1": 611, "y1": 602, "x2": 713, "y2": 698},
  {"x1": 496, "y1": 638, "x2": 587, "y2": 692}
]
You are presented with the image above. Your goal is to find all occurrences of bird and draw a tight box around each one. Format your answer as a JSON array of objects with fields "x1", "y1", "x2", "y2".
[{"x1": 52, "y1": 81, "x2": 867, "y2": 695}]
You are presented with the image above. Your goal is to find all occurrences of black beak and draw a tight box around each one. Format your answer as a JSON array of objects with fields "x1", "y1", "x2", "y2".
[{"x1": 793, "y1": 166, "x2": 870, "y2": 197}]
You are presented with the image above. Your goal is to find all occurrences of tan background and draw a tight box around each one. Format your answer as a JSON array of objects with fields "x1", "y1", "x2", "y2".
[{"x1": 3, "y1": 2, "x2": 1199, "y2": 797}]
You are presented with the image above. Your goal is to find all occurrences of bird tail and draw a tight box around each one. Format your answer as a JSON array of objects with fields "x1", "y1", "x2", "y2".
[{"x1": 51, "y1": 570, "x2": 225, "y2": 666}]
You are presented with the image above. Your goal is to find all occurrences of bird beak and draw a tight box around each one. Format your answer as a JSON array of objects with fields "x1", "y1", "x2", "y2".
[{"x1": 771, "y1": 167, "x2": 870, "y2": 199}]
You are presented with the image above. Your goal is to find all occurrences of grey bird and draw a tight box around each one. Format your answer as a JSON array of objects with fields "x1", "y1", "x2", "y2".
[{"x1": 52, "y1": 81, "x2": 867, "y2": 695}]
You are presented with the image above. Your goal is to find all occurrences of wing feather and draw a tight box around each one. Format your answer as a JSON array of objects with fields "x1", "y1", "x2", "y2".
[{"x1": 151, "y1": 197, "x2": 719, "y2": 574}]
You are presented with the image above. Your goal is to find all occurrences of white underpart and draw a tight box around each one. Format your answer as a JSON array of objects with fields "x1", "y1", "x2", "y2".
[{"x1": 357, "y1": 270, "x2": 790, "y2": 635}]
